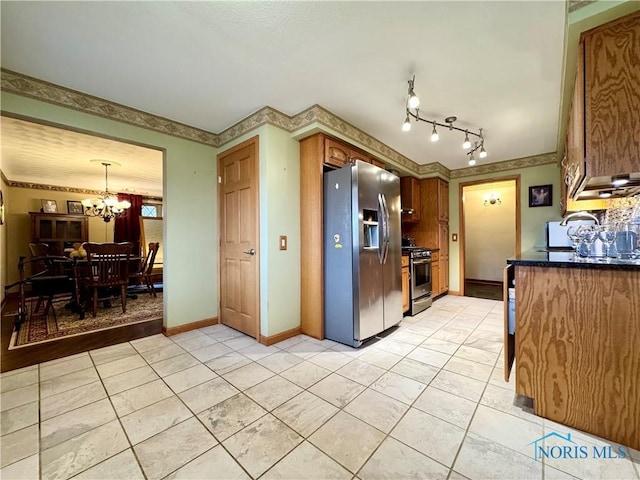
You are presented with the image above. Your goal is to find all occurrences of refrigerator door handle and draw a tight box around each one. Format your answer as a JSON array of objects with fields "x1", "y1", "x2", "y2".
[
  {"x1": 377, "y1": 193, "x2": 386, "y2": 264},
  {"x1": 380, "y1": 193, "x2": 390, "y2": 264}
]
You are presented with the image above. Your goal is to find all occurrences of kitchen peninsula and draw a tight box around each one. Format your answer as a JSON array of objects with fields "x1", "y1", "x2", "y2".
[{"x1": 505, "y1": 250, "x2": 640, "y2": 451}]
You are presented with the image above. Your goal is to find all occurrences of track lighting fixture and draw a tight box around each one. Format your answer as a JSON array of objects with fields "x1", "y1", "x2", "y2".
[{"x1": 402, "y1": 75, "x2": 487, "y2": 164}]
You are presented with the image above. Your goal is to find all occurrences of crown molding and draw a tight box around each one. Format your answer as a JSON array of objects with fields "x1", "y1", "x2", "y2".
[
  {"x1": 1, "y1": 69, "x2": 218, "y2": 147},
  {"x1": 2, "y1": 69, "x2": 556, "y2": 180},
  {"x1": 449, "y1": 152, "x2": 557, "y2": 179},
  {"x1": 2, "y1": 69, "x2": 422, "y2": 174}
]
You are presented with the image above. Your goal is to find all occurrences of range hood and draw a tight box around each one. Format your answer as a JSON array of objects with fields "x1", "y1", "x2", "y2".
[{"x1": 574, "y1": 172, "x2": 640, "y2": 200}]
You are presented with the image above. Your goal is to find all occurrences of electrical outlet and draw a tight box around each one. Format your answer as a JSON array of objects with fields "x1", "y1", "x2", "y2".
[{"x1": 279, "y1": 235, "x2": 287, "y2": 250}]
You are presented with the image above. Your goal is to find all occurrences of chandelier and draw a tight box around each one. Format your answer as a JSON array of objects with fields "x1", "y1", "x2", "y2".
[
  {"x1": 81, "y1": 161, "x2": 131, "y2": 223},
  {"x1": 402, "y1": 75, "x2": 488, "y2": 166}
]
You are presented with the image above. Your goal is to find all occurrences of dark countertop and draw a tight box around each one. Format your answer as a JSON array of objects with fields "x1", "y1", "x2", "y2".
[{"x1": 508, "y1": 248, "x2": 640, "y2": 271}]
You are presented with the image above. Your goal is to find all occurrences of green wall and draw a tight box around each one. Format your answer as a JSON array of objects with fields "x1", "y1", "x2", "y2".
[
  {"x1": 215, "y1": 124, "x2": 301, "y2": 337},
  {"x1": 1, "y1": 92, "x2": 218, "y2": 328},
  {"x1": 448, "y1": 162, "x2": 562, "y2": 292}
]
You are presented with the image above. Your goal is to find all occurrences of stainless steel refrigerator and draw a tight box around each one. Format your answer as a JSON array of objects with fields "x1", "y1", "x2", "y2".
[{"x1": 324, "y1": 160, "x2": 402, "y2": 347}]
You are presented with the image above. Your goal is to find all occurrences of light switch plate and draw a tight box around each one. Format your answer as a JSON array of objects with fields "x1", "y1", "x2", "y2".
[
  {"x1": 452, "y1": 233, "x2": 458, "y2": 242},
  {"x1": 279, "y1": 235, "x2": 287, "y2": 250}
]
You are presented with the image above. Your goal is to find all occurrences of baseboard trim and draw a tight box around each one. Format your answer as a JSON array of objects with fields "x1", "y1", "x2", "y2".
[
  {"x1": 259, "y1": 326, "x2": 301, "y2": 346},
  {"x1": 447, "y1": 290, "x2": 461, "y2": 296},
  {"x1": 163, "y1": 317, "x2": 218, "y2": 336}
]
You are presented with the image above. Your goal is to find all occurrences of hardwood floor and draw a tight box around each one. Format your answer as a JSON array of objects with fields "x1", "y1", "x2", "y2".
[
  {"x1": 1, "y1": 297, "x2": 163, "y2": 373},
  {"x1": 464, "y1": 279, "x2": 503, "y2": 301}
]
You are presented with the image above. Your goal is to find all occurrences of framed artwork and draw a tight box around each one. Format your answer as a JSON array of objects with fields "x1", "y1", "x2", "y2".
[
  {"x1": 67, "y1": 200, "x2": 84, "y2": 214},
  {"x1": 529, "y1": 185, "x2": 552, "y2": 208},
  {"x1": 42, "y1": 199, "x2": 58, "y2": 213}
]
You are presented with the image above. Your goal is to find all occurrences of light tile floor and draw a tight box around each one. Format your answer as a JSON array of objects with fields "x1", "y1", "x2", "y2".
[{"x1": 1, "y1": 295, "x2": 639, "y2": 479}]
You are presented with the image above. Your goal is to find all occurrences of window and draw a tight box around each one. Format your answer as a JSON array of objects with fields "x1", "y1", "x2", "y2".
[{"x1": 142, "y1": 203, "x2": 162, "y2": 218}]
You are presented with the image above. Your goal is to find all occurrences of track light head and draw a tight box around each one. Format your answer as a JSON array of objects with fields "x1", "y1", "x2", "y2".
[
  {"x1": 407, "y1": 76, "x2": 420, "y2": 109},
  {"x1": 463, "y1": 131, "x2": 471, "y2": 149},
  {"x1": 402, "y1": 113, "x2": 411, "y2": 132},
  {"x1": 430, "y1": 124, "x2": 439, "y2": 142}
]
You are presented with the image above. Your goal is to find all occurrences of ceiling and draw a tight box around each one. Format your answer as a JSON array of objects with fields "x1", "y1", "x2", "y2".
[
  {"x1": 1, "y1": 1, "x2": 568, "y2": 177},
  {"x1": 1, "y1": 117, "x2": 163, "y2": 197}
]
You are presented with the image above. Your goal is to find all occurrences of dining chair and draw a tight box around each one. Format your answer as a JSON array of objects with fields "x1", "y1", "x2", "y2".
[
  {"x1": 129, "y1": 242, "x2": 160, "y2": 297},
  {"x1": 81, "y1": 242, "x2": 134, "y2": 317},
  {"x1": 27, "y1": 243, "x2": 73, "y2": 321}
]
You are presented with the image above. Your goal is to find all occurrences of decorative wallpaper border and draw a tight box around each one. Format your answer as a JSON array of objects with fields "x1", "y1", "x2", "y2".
[
  {"x1": 568, "y1": 0, "x2": 597, "y2": 14},
  {"x1": 1, "y1": 69, "x2": 218, "y2": 147},
  {"x1": 4, "y1": 179, "x2": 163, "y2": 202},
  {"x1": 449, "y1": 152, "x2": 557, "y2": 179},
  {"x1": 2, "y1": 69, "x2": 558, "y2": 180}
]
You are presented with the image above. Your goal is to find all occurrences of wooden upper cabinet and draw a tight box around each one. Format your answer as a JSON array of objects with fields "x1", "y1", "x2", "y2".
[
  {"x1": 370, "y1": 158, "x2": 386, "y2": 169},
  {"x1": 323, "y1": 136, "x2": 386, "y2": 170},
  {"x1": 324, "y1": 138, "x2": 351, "y2": 168},
  {"x1": 400, "y1": 177, "x2": 421, "y2": 223},
  {"x1": 584, "y1": 12, "x2": 639, "y2": 177},
  {"x1": 437, "y1": 180, "x2": 449, "y2": 223},
  {"x1": 566, "y1": 11, "x2": 640, "y2": 199}
]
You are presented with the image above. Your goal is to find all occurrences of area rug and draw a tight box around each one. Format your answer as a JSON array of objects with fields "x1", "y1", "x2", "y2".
[{"x1": 8, "y1": 292, "x2": 163, "y2": 349}]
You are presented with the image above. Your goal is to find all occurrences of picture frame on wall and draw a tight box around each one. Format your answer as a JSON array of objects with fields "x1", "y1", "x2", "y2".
[
  {"x1": 41, "y1": 199, "x2": 58, "y2": 213},
  {"x1": 529, "y1": 185, "x2": 553, "y2": 207},
  {"x1": 67, "y1": 200, "x2": 84, "y2": 214}
]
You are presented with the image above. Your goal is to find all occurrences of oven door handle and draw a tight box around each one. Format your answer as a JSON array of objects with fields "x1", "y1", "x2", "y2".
[{"x1": 412, "y1": 258, "x2": 431, "y2": 266}]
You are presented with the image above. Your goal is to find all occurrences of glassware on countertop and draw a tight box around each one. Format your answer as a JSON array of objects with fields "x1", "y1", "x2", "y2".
[
  {"x1": 599, "y1": 227, "x2": 617, "y2": 260},
  {"x1": 580, "y1": 225, "x2": 599, "y2": 258},
  {"x1": 615, "y1": 223, "x2": 638, "y2": 260},
  {"x1": 567, "y1": 225, "x2": 582, "y2": 259}
]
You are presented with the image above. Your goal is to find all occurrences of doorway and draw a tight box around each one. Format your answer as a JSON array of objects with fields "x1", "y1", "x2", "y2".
[
  {"x1": 0, "y1": 114, "x2": 165, "y2": 371},
  {"x1": 217, "y1": 136, "x2": 260, "y2": 339},
  {"x1": 459, "y1": 177, "x2": 520, "y2": 300}
]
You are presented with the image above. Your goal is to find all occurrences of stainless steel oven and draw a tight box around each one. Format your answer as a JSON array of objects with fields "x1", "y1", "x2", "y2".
[{"x1": 403, "y1": 247, "x2": 432, "y2": 315}]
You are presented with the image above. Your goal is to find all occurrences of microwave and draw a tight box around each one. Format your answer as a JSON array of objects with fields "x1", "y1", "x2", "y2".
[{"x1": 546, "y1": 220, "x2": 596, "y2": 248}]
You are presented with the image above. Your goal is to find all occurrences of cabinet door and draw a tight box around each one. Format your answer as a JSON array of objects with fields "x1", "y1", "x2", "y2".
[
  {"x1": 324, "y1": 138, "x2": 350, "y2": 168},
  {"x1": 565, "y1": 61, "x2": 586, "y2": 200},
  {"x1": 371, "y1": 158, "x2": 386, "y2": 169},
  {"x1": 438, "y1": 223, "x2": 449, "y2": 293},
  {"x1": 584, "y1": 12, "x2": 640, "y2": 178},
  {"x1": 402, "y1": 266, "x2": 409, "y2": 313},
  {"x1": 349, "y1": 149, "x2": 371, "y2": 164},
  {"x1": 441, "y1": 258, "x2": 449, "y2": 293},
  {"x1": 431, "y1": 260, "x2": 440, "y2": 297},
  {"x1": 400, "y1": 177, "x2": 421, "y2": 222},
  {"x1": 438, "y1": 180, "x2": 449, "y2": 223}
]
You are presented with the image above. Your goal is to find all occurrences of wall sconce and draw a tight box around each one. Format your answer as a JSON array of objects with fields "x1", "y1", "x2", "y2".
[{"x1": 483, "y1": 193, "x2": 501, "y2": 206}]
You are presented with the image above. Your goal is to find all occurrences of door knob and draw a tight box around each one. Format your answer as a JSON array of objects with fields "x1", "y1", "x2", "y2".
[{"x1": 243, "y1": 248, "x2": 256, "y2": 256}]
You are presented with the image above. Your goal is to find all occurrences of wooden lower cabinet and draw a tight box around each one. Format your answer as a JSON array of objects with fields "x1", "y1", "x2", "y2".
[
  {"x1": 431, "y1": 252, "x2": 440, "y2": 296},
  {"x1": 401, "y1": 255, "x2": 409, "y2": 313},
  {"x1": 507, "y1": 263, "x2": 640, "y2": 451}
]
